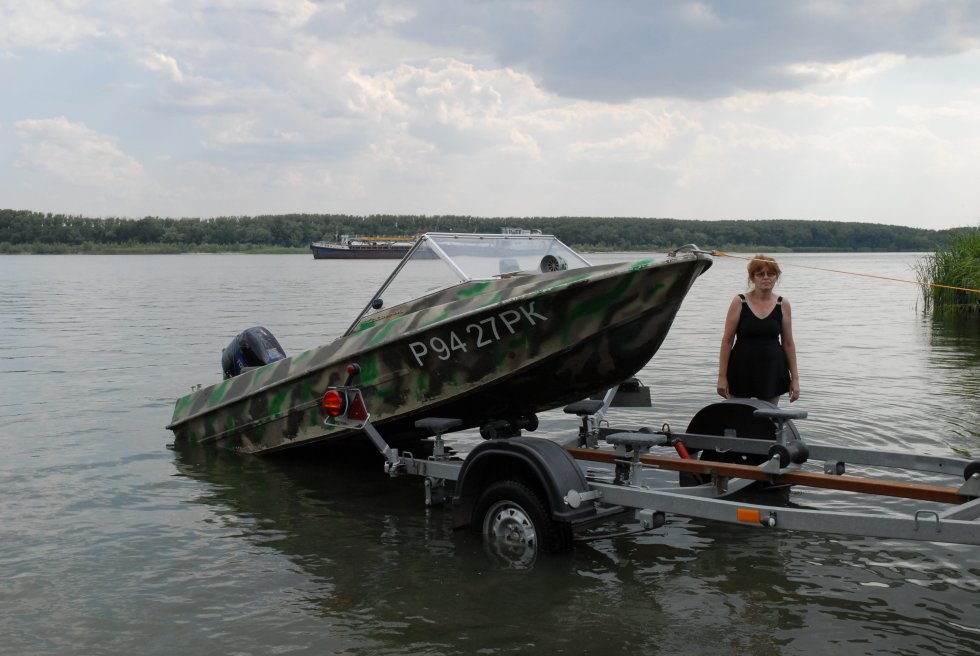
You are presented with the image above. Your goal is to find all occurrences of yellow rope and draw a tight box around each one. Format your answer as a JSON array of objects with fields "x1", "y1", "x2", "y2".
[{"x1": 711, "y1": 250, "x2": 980, "y2": 295}]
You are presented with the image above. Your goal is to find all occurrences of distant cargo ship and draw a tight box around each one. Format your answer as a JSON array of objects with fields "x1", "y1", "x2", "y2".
[
  {"x1": 310, "y1": 235, "x2": 418, "y2": 259},
  {"x1": 310, "y1": 229, "x2": 542, "y2": 259}
]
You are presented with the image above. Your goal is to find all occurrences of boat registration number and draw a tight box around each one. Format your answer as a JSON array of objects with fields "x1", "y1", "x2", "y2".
[{"x1": 409, "y1": 302, "x2": 548, "y2": 366}]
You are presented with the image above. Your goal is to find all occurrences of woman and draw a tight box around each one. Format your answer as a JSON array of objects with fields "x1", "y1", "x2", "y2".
[{"x1": 717, "y1": 255, "x2": 800, "y2": 404}]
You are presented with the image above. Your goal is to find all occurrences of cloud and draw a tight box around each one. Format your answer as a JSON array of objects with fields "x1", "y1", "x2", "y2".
[
  {"x1": 897, "y1": 100, "x2": 980, "y2": 122},
  {"x1": 346, "y1": 58, "x2": 549, "y2": 157},
  {"x1": 2, "y1": 1, "x2": 979, "y2": 227},
  {"x1": 140, "y1": 52, "x2": 184, "y2": 83},
  {"x1": 394, "y1": 0, "x2": 980, "y2": 102},
  {"x1": 783, "y1": 53, "x2": 908, "y2": 85},
  {"x1": 0, "y1": 1, "x2": 102, "y2": 52},
  {"x1": 15, "y1": 117, "x2": 145, "y2": 188}
]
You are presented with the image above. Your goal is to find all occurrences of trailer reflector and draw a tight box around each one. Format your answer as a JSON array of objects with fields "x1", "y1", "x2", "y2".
[
  {"x1": 737, "y1": 508, "x2": 762, "y2": 524},
  {"x1": 347, "y1": 390, "x2": 368, "y2": 421}
]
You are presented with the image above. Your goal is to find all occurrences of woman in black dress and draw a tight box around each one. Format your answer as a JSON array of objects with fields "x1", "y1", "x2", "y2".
[{"x1": 717, "y1": 255, "x2": 800, "y2": 405}]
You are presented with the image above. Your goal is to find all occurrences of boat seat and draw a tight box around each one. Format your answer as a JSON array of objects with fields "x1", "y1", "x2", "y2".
[
  {"x1": 605, "y1": 431, "x2": 668, "y2": 450},
  {"x1": 564, "y1": 400, "x2": 606, "y2": 417},
  {"x1": 415, "y1": 417, "x2": 462, "y2": 437},
  {"x1": 752, "y1": 408, "x2": 808, "y2": 421}
]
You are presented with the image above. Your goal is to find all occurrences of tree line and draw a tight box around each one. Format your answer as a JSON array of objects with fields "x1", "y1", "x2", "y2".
[{"x1": 0, "y1": 208, "x2": 969, "y2": 253}]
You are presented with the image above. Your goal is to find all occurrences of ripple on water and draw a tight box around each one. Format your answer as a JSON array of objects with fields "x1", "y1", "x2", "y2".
[{"x1": 1, "y1": 253, "x2": 979, "y2": 655}]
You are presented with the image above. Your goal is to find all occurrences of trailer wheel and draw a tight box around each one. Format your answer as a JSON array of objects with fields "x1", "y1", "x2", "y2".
[{"x1": 473, "y1": 480, "x2": 573, "y2": 564}]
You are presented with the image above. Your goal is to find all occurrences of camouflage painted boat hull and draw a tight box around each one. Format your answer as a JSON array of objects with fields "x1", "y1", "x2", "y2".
[{"x1": 167, "y1": 253, "x2": 711, "y2": 454}]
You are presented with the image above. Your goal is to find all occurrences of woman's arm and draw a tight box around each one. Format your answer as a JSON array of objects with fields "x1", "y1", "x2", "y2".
[
  {"x1": 717, "y1": 296, "x2": 741, "y2": 398},
  {"x1": 781, "y1": 298, "x2": 800, "y2": 402}
]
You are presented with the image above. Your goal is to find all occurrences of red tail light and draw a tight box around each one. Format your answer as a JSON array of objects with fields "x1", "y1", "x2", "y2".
[{"x1": 321, "y1": 389, "x2": 347, "y2": 417}]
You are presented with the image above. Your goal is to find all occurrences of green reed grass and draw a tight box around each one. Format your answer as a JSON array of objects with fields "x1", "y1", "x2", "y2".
[{"x1": 916, "y1": 228, "x2": 980, "y2": 316}]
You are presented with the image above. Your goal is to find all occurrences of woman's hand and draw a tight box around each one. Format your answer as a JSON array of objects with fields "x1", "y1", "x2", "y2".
[
  {"x1": 716, "y1": 376, "x2": 730, "y2": 399},
  {"x1": 789, "y1": 380, "x2": 800, "y2": 403}
]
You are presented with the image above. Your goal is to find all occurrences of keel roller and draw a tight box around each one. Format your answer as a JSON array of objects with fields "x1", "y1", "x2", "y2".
[{"x1": 767, "y1": 441, "x2": 809, "y2": 468}]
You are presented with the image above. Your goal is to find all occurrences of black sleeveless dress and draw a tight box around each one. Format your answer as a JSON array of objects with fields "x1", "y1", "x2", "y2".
[{"x1": 726, "y1": 294, "x2": 790, "y2": 400}]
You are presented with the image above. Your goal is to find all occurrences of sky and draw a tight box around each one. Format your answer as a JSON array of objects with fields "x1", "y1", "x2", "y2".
[{"x1": 2, "y1": 1, "x2": 979, "y2": 230}]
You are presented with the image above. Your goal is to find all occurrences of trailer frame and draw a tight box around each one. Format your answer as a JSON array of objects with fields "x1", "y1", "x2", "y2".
[{"x1": 325, "y1": 387, "x2": 980, "y2": 558}]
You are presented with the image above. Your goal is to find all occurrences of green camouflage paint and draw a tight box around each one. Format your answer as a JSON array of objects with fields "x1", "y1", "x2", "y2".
[{"x1": 167, "y1": 253, "x2": 711, "y2": 454}]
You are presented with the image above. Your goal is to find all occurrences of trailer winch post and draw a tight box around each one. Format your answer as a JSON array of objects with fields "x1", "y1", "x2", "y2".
[
  {"x1": 563, "y1": 399, "x2": 607, "y2": 448},
  {"x1": 605, "y1": 431, "x2": 669, "y2": 486}
]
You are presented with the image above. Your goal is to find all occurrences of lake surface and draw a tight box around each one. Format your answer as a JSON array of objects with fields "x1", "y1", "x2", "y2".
[{"x1": 1, "y1": 251, "x2": 978, "y2": 655}]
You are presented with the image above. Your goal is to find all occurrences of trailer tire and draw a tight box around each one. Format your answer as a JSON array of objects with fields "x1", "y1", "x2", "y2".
[{"x1": 474, "y1": 480, "x2": 573, "y2": 563}]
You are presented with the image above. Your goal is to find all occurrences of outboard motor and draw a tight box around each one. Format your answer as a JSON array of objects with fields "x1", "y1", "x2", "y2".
[{"x1": 221, "y1": 326, "x2": 286, "y2": 379}]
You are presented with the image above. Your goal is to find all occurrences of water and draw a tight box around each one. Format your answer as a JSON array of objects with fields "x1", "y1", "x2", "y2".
[{"x1": 1, "y1": 252, "x2": 979, "y2": 655}]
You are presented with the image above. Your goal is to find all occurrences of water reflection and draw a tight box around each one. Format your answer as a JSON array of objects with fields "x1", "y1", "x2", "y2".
[
  {"x1": 929, "y1": 313, "x2": 980, "y2": 367},
  {"x1": 172, "y1": 441, "x2": 980, "y2": 655},
  {"x1": 927, "y1": 314, "x2": 980, "y2": 451}
]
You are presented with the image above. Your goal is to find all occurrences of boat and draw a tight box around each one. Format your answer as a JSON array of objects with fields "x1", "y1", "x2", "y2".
[
  {"x1": 167, "y1": 232, "x2": 713, "y2": 454},
  {"x1": 310, "y1": 234, "x2": 418, "y2": 259}
]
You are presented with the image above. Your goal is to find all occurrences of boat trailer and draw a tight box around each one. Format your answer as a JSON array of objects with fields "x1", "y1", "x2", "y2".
[{"x1": 321, "y1": 376, "x2": 980, "y2": 560}]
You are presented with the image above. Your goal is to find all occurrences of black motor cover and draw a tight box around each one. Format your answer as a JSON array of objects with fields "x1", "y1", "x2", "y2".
[{"x1": 221, "y1": 326, "x2": 286, "y2": 379}]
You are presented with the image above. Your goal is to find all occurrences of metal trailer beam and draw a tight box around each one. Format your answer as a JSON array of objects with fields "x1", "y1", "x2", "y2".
[
  {"x1": 402, "y1": 456, "x2": 463, "y2": 481},
  {"x1": 588, "y1": 482, "x2": 980, "y2": 546},
  {"x1": 565, "y1": 447, "x2": 971, "y2": 505},
  {"x1": 673, "y1": 432, "x2": 977, "y2": 477}
]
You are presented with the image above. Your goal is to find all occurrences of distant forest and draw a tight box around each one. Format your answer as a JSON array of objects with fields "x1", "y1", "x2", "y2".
[{"x1": 0, "y1": 208, "x2": 970, "y2": 253}]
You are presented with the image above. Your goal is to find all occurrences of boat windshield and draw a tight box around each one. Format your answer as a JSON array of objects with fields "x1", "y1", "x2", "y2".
[
  {"x1": 345, "y1": 232, "x2": 591, "y2": 335},
  {"x1": 424, "y1": 232, "x2": 590, "y2": 280}
]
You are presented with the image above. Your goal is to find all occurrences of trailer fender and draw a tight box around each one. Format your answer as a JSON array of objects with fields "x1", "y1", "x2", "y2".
[
  {"x1": 687, "y1": 398, "x2": 801, "y2": 462},
  {"x1": 452, "y1": 437, "x2": 596, "y2": 529},
  {"x1": 678, "y1": 398, "x2": 803, "y2": 487}
]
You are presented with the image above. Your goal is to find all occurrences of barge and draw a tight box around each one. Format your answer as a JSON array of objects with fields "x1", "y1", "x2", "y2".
[{"x1": 310, "y1": 234, "x2": 418, "y2": 259}]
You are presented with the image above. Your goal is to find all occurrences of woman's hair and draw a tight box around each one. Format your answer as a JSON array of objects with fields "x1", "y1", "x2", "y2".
[{"x1": 747, "y1": 254, "x2": 781, "y2": 287}]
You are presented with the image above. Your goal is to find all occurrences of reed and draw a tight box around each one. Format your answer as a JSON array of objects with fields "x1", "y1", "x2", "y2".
[{"x1": 916, "y1": 228, "x2": 980, "y2": 316}]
